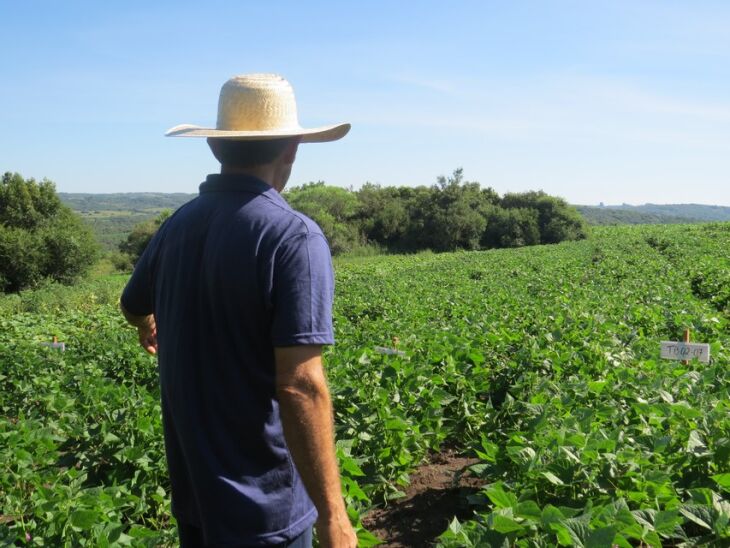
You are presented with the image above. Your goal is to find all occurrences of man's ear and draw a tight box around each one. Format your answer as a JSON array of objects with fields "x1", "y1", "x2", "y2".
[
  {"x1": 207, "y1": 138, "x2": 223, "y2": 164},
  {"x1": 281, "y1": 138, "x2": 301, "y2": 164}
]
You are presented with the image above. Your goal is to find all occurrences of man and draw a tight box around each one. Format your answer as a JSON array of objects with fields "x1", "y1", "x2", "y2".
[{"x1": 120, "y1": 74, "x2": 357, "y2": 548}]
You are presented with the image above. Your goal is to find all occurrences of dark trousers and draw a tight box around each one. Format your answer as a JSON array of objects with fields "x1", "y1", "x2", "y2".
[{"x1": 178, "y1": 523, "x2": 313, "y2": 548}]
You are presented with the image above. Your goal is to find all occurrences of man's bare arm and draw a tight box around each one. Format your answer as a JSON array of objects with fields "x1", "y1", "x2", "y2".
[
  {"x1": 120, "y1": 302, "x2": 158, "y2": 355},
  {"x1": 274, "y1": 346, "x2": 356, "y2": 548}
]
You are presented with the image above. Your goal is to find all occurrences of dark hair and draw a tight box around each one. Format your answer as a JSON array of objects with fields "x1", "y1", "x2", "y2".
[{"x1": 207, "y1": 137, "x2": 296, "y2": 168}]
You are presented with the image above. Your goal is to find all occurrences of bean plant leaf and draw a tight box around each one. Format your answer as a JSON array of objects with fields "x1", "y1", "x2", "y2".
[
  {"x1": 712, "y1": 473, "x2": 730, "y2": 491},
  {"x1": 542, "y1": 471, "x2": 565, "y2": 486},
  {"x1": 679, "y1": 505, "x2": 713, "y2": 531},
  {"x1": 654, "y1": 509, "x2": 683, "y2": 536},
  {"x1": 491, "y1": 514, "x2": 525, "y2": 534},
  {"x1": 515, "y1": 500, "x2": 542, "y2": 522},
  {"x1": 542, "y1": 504, "x2": 565, "y2": 526},
  {"x1": 486, "y1": 483, "x2": 518, "y2": 509},
  {"x1": 687, "y1": 430, "x2": 708, "y2": 454},
  {"x1": 70, "y1": 509, "x2": 97, "y2": 530},
  {"x1": 585, "y1": 525, "x2": 617, "y2": 548},
  {"x1": 356, "y1": 527, "x2": 382, "y2": 547}
]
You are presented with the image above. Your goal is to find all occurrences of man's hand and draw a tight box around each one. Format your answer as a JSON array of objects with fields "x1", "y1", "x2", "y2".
[
  {"x1": 120, "y1": 302, "x2": 158, "y2": 355},
  {"x1": 274, "y1": 346, "x2": 357, "y2": 548},
  {"x1": 316, "y1": 512, "x2": 358, "y2": 548},
  {"x1": 135, "y1": 315, "x2": 158, "y2": 355}
]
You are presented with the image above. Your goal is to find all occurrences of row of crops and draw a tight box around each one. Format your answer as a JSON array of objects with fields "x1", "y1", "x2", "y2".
[{"x1": 1, "y1": 223, "x2": 729, "y2": 546}]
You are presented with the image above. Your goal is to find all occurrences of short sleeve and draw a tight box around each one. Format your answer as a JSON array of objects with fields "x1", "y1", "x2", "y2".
[
  {"x1": 271, "y1": 232, "x2": 335, "y2": 346},
  {"x1": 120, "y1": 229, "x2": 163, "y2": 316}
]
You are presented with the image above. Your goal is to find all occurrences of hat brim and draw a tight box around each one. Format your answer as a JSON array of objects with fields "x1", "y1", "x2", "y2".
[{"x1": 165, "y1": 123, "x2": 350, "y2": 143}]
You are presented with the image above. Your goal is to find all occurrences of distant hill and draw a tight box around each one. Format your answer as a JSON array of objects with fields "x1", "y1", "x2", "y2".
[
  {"x1": 59, "y1": 192, "x2": 196, "y2": 213},
  {"x1": 576, "y1": 204, "x2": 730, "y2": 225},
  {"x1": 61, "y1": 192, "x2": 730, "y2": 250},
  {"x1": 59, "y1": 192, "x2": 196, "y2": 251}
]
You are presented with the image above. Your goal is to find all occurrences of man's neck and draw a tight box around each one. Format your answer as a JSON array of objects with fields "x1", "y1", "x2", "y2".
[
  {"x1": 220, "y1": 163, "x2": 291, "y2": 193},
  {"x1": 220, "y1": 164, "x2": 277, "y2": 188}
]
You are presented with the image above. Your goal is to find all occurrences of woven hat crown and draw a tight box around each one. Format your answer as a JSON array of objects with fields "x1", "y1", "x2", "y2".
[
  {"x1": 165, "y1": 72, "x2": 349, "y2": 142},
  {"x1": 217, "y1": 74, "x2": 300, "y2": 132}
]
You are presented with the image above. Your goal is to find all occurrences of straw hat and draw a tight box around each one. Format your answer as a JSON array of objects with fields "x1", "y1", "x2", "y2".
[{"x1": 165, "y1": 73, "x2": 350, "y2": 143}]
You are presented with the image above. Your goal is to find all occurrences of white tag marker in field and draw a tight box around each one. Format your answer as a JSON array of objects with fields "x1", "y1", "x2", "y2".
[
  {"x1": 40, "y1": 336, "x2": 65, "y2": 352},
  {"x1": 660, "y1": 329, "x2": 709, "y2": 364},
  {"x1": 660, "y1": 342, "x2": 710, "y2": 363},
  {"x1": 374, "y1": 336, "x2": 406, "y2": 356},
  {"x1": 374, "y1": 346, "x2": 406, "y2": 357}
]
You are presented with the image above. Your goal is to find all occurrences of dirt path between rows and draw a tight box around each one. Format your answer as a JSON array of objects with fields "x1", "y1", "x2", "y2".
[{"x1": 362, "y1": 450, "x2": 483, "y2": 547}]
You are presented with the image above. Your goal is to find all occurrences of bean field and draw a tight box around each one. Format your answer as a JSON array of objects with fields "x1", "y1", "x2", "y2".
[{"x1": 1, "y1": 223, "x2": 729, "y2": 546}]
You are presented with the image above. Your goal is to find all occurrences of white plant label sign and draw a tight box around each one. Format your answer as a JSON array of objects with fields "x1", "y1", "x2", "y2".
[{"x1": 660, "y1": 341, "x2": 710, "y2": 363}]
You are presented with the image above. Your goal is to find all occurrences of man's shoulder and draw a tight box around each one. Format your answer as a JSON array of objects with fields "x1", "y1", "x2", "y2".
[
  {"x1": 281, "y1": 207, "x2": 326, "y2": 240},
  {"x1": 166, "y1": 188, "x2": 329, "y2": 252},
  {"x1": 252, "y1": 194, "x2": 327, "y2": 242}
]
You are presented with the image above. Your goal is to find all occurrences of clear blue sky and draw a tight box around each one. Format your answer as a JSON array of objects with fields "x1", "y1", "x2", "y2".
[{"x1": 2, "y1": 1, "x2": 729, "y2": 205}]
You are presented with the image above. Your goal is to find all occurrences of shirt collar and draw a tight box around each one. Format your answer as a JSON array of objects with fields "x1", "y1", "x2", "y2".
[
  {"x1": 199, "y1": 174, "x2": 289, "y2": 207},
  {"x1": 199, "y1": 173, "x2": 273, "y2": 194}
]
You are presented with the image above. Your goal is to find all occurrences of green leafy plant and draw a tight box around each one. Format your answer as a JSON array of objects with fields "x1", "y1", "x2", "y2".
[{"x1": 1, "y1": 222, "x2": 728, "y2": 545}]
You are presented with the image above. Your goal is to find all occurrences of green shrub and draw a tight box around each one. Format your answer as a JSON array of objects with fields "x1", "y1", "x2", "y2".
[
  {"x1": 118, "y1": 210, "x2": 171, "y2": 265},
  {"x1": 0, "y1": 173, "x2": 98, "y2": 293}
]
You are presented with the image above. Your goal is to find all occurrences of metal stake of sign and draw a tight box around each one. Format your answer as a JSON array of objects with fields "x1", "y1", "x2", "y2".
[{"x1": 682, "y1": 328, "x2": 690, "y2": 365}]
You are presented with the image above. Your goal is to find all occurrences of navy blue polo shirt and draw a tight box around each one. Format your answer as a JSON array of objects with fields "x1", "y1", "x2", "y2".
[{"x1": 121, "y1": 174, "x2": 335, "y2": 545}]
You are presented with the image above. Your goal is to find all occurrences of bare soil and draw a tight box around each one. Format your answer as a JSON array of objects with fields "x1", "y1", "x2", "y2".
[{"x1": 362, "y1": 450, "x2": 483, "y2": 547}]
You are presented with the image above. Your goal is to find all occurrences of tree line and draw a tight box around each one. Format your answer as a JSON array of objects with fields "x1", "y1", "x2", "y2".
[
  {"x1": 119, "y1": 169, "x2": 586, "y2": 264},
  {"x1": 0, "y1": 170, "x2": 587, "y2": 293},
  {"x1": 0, "y1": 173, "x2": 97, "y2": 293},
  {"x1": 285, "y1": 169, "x2": 587, "y2": 255}
]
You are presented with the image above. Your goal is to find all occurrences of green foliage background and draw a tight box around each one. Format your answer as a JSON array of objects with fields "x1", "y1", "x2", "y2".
[
  {"x1": 55, "y1": 184, "x2": 730, "y2": 255},
  {"x1": 118, "y1": 211, "x2": 171, "y2": 267},
  {"x1": 1, "y1": 223, "x2": 729, "y2": 546},
  {"x1": 285, "y1": 169, "x2": 587, "y2": 254},
  {"x1": 0, "y1": 173, "x2": 98, "y2": 293},
  {"x1": 110, "y1": 169, "x2": 587, "y2": 264}
]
